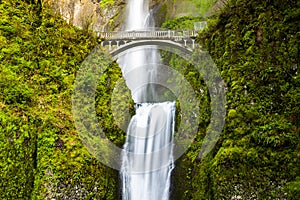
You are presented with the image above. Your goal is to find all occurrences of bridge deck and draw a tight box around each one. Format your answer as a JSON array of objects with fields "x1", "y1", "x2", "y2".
[{"x1": 98, "y1": 30, "x2": 198, "y2": 40}]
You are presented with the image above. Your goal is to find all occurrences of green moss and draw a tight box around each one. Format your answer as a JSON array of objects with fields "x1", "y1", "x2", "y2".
[
  {"x1": 100, "y1": 0, "x2": 114, "y2": 8},
  {"x1": 198, "y1": 0, "x2": 299, "y2": 198},
  {"x1": 0, "y1": 0, "x2": 119, "y2": 199},
  {"x1": 161, "y1": 16, "x2": 205, "y2": 30},
  {"x1": 164, "y1": 0, "x2": 299, "y2": 199},
  {"x1": 228, "y1": 109, "x2": 237, "y2": 118}
]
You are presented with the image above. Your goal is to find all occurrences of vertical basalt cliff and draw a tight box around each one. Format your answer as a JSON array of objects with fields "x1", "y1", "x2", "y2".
[{"x1": 43, "y1": 0, "x2": 126, "y2": 31}]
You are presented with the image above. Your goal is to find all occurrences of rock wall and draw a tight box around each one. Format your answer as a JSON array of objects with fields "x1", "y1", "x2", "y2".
[
  {"x1": 42, "y1": 0, "x2": 210, "y2": 31},
  {"x1": 43, "y1": 0, "x2": 126, "y2": 31},
  {"x1": 152, "y1": 0, "x2": 218, "y2": 27}
]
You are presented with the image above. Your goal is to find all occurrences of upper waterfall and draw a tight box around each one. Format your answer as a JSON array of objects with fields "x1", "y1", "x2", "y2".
[{"x1": 118, "y1": 0, "x2": 160, "y2": 103}]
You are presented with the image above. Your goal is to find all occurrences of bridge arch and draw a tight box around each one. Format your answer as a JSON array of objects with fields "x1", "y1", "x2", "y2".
[{"x1": 110, "y1": 39, "x2": 193, "y2": 60}]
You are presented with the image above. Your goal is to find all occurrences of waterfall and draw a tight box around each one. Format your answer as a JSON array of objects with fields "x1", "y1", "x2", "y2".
[
  {"x1": 118, "y1": 0, "x2": 175, "y2": 199},
  {"x1": 121, "y1": 102, "x2": 175, "y2": 200}
]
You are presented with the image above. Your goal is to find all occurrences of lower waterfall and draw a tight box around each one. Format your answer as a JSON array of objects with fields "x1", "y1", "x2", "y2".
[{"x1": 120, "y1": 102, "x2": 175, "y2": 200}]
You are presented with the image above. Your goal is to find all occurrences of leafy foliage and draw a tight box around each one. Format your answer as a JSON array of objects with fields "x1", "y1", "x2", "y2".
[
  {"x1": 162, "y1": 16, "x2": 205, "y2": 30},
  {"x1": 187, "y1": 0, "x2": 218, "y2": 16}
]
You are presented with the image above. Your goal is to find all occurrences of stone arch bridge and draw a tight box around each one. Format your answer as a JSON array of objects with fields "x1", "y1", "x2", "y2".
[{"x1": 98, "y1": 30, "x2": 199, "y2": 57}]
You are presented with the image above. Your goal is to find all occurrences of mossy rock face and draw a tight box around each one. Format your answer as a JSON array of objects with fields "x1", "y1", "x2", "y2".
[
  {"x1": 153, "y1": 1, "x2": 168, "y2": 27},
  {"x1": 0, "y1": 0, "x2": 119, "y2": 199},
  {"x1": 43, "y1": 0, "x2": 126, "y2": 31},
  {"x1": 162, "y1": 0, "x2": 299, "y2": 199},
  {"x1": 153, "y1": 0, "x2": 218, "y2": 26}
]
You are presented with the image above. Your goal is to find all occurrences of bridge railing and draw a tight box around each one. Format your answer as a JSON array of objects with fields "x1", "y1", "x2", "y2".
[{"x1": 98, "y1": 30, "x2": 198, "y2": 40}]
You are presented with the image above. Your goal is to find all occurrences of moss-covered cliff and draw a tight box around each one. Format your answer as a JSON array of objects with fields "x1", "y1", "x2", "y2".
[
  {"x1": 0, "y1": 0, "x2": 119, "y2": 199},
  {"x1": 153, "y1": 0, "x2": 219, "y2": 26},
  {"x1": 164, "y1": 0, "x2": 299, "y2": 199}
]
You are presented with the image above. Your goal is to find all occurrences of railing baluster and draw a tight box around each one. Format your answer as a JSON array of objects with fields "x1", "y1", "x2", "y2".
[{"x1": 98, "y1": 29, "x2": 198, "y2": 51}]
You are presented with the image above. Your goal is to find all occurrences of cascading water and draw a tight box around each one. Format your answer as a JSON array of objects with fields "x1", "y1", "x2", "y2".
[
  {"x1": 121, "y1": 102, "x2": 175, "y2": 200},
  {"x1": 118, "y1": 0, "x2": 175, "y2": 199}
]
